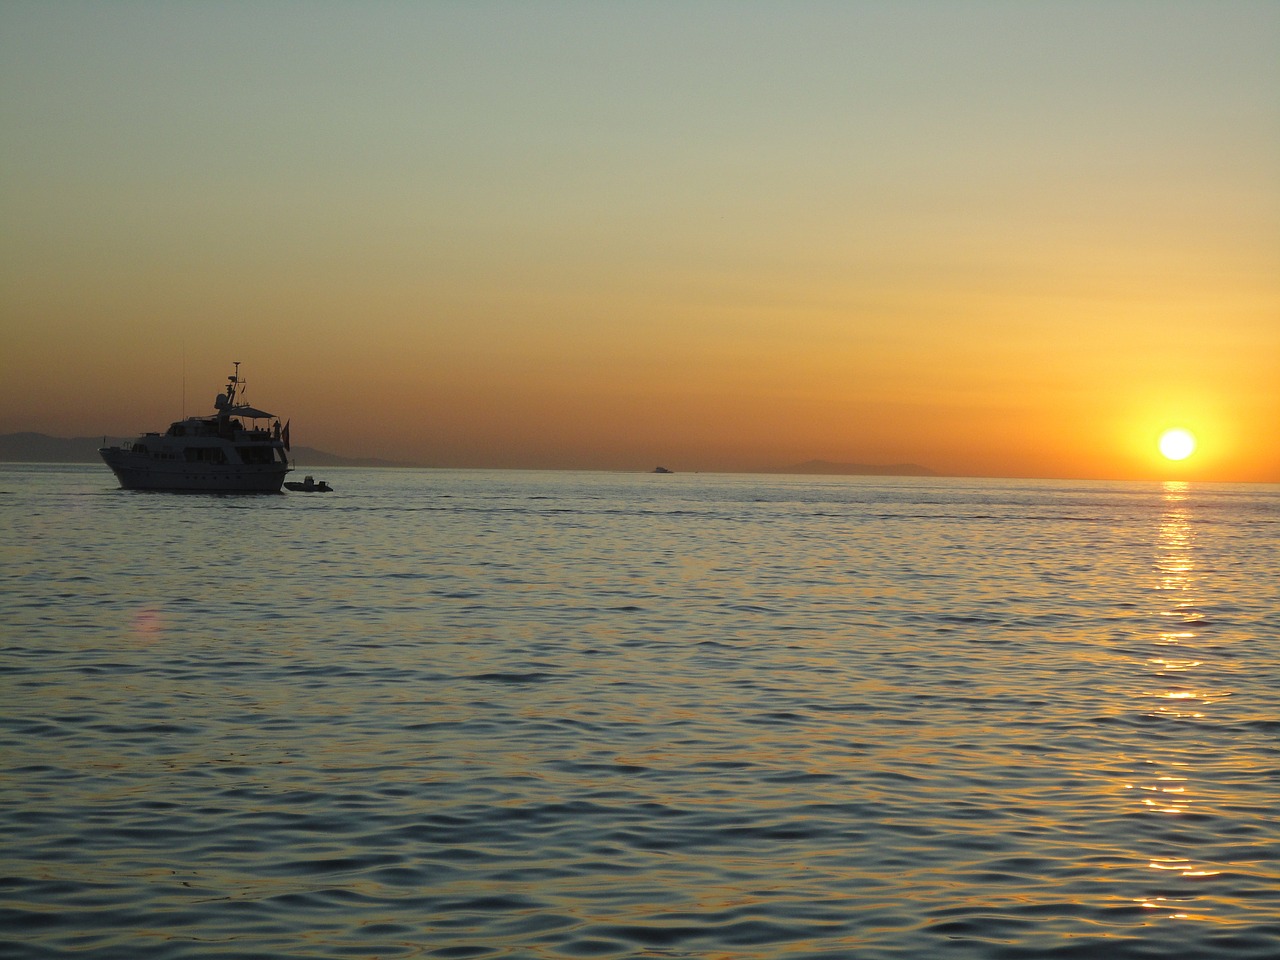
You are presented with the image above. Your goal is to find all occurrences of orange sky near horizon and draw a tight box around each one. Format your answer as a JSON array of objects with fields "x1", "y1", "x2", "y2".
[{"x1": 2, "y1": 2, "x2": 1277, "y2": 481}]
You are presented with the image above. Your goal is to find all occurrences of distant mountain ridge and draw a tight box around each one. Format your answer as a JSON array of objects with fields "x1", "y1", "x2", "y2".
[
  {"x1": 785, "y1": 459, "x2": 936, "y2": 477},
  {"x1": 3, "y1": 434, "x2": 934, "y2": 476},
  {"x1": 0, "y1": 432, "x2": 407, "y2": 469}
]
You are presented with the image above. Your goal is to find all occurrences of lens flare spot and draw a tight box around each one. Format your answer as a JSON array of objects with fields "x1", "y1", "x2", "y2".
[{"x1": 132, "y1": 608, "x2": 164, "y2": 640}]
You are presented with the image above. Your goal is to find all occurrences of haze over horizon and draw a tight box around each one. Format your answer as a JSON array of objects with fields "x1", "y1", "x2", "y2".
[{"x1": 3, "y1": 1, "x2": 1277, "y2": 482}]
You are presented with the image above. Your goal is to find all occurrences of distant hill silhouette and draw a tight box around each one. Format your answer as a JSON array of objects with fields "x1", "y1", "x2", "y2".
[
  {"x1": 0, "y1": 432, "x2": 408, "y2": 469},
  {"x1": 785, "y1": 459, "x2": 937, "y2": 477},
  {"x1": 0, "y1": 432, "x2": 121, "y2": 463},
  {"x1": 286, "y1": 447, "x2": 410, "y2": 468},
  {"x1": 3, "y1": 434, "x2": 937, "y2": 476}
]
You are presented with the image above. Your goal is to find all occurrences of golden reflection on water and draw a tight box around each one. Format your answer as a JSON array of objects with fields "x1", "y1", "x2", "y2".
[
  {"x1": 1154, "y1": 480, "x2": 1197, "y2": 618},
  {"x1": 1124, "y1": 482, "x2": 1228, "y2": 918},
  {"x1": 1145, "y1": 481, "x2": 1220, "y2": 718}
]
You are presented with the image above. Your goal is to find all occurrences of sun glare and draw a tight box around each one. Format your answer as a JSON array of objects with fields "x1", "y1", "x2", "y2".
[{"x1": 1159, "y1": 428, "x2": 1196, "y2": 462}]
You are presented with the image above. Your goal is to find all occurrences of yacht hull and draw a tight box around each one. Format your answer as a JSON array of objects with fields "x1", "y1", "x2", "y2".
[{"x1": 100, "y1": 448, "x2": 288, "y2": 493}]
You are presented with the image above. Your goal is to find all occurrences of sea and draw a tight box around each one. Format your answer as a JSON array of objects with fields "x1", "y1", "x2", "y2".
[{"x1": 1, "y1": 464, "x2": 1277, "y2": 960}]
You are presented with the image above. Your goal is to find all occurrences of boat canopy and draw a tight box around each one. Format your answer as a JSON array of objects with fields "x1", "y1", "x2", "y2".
[{"x1": 226, "y1": 405, "x2": 274, "y2": 419}]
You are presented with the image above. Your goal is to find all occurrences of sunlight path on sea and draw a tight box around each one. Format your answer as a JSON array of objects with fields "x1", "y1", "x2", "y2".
[{"x1": 1096, "y1": 480, "x2": 1273, "y2": 927}]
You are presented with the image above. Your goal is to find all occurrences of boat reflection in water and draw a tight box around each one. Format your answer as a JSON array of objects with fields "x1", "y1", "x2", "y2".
[{"x1": 99, "y1": 362, "x2": 292, "y2": 493}]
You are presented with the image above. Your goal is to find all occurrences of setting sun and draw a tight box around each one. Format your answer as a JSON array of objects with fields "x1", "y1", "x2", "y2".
[{"x1": 1159, "y1": 428, "x2": 1197, "y2": 461}]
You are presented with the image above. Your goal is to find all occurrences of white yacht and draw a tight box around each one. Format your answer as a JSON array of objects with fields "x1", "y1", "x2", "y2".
[{"x1": 100, "y1": 363, "x2": 293, "y2": 492}]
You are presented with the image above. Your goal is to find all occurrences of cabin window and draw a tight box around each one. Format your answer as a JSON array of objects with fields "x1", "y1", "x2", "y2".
[
  {"x1": 236, "y1": 446, "x2": 275, "y2": 464},
  {"x1": 184, "y1": 447, "x2": 227, "y2": 464},
  {"x1": 132, "y1": 444, "x2": 148, "y2": 456}
]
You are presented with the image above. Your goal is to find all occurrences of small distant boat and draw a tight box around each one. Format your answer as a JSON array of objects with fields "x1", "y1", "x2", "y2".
[
  {"x1": 285, "y1": 476, "x2": 332, "y2": 493},
  {"x1": 99, "y1": 362, "x2": 292, "y2": 493},
  {"x1": 652, "y1": 466, "x2": 673, "y2": 474}
]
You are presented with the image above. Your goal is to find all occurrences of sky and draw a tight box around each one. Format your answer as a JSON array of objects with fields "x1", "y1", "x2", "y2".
[{"x1": 2, "y1": 1, "x2": 1277, "y2": 481}]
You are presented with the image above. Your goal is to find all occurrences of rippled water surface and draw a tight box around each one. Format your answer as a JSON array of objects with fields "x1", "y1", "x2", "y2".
[{"x1": 2, "y1": 465, "x2": 1278, "y2": 959}]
